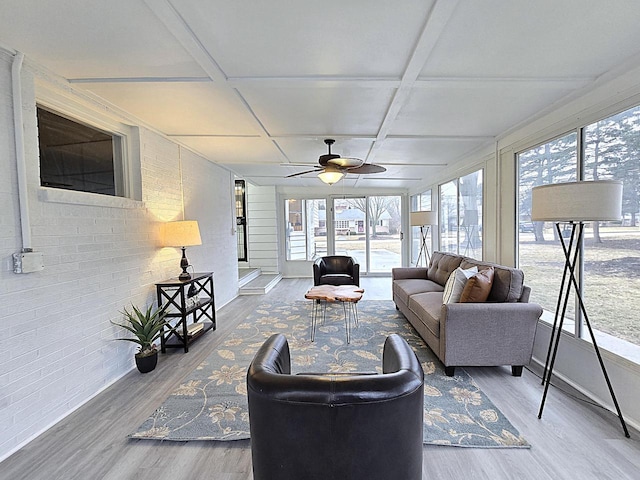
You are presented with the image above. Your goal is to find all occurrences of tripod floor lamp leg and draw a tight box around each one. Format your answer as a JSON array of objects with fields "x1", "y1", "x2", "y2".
[
  {"x1": 539, "y1": 222, "x2": 630, "y2": 438},
  {"x1": 541, "y1": 224, "x2": 576, "y2": 385}
]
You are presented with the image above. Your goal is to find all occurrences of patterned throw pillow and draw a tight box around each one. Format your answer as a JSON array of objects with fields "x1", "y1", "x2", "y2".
[
  {"x1": 442, "y1": 266, "x2": 478, "y2": 304},
  {"x1": 460, "y1": 267, "x2": 495, "y2": 303}
]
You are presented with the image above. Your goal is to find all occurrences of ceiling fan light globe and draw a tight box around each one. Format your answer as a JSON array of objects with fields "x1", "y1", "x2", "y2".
[{"x1": 318, "y1": 170, "x2": 344, "y2": 185}]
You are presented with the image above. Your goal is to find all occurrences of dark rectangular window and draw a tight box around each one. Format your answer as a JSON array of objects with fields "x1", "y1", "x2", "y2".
[{"x1": 37, "y1": 107, "x2": 122, "y2": 196}]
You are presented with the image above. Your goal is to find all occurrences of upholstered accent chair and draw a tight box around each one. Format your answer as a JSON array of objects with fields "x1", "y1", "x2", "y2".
[
  {"x1": 247, "y1": 333, "x2": 424, "y2": 480},
  {"x1": 313, "y1": 255, "x2": 359, "y2": 286}
]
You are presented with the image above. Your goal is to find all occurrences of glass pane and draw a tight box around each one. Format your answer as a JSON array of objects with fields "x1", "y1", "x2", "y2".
[
  {"x1": 285, "y1": 199, "x2": 326, "y2": 261},
  {"x1": 582, "y1": 105, "x2": 640, "y2": 346},
  {"x1": 37, "y1": 107, "x2": 120, "y2": 196},
  {"x1": 518, "y1": 133, "x2": 578, "y2": 328},
  {"x1": 307, "y1": 199, "x2": 327, "y2": 260},
  {"x1": 411, "y1": 191, "x2": 432, "y2": 266},
  {"x1": 369, "y1": 195, "x2": 401, "y2": 273},
  {"x1": 459, "y1": 170, "x2": 482, "y2": 258},
  {"x1": 440, "y1": 181, "x2": 458, "y2": 253},
  {"x1": 333, "y1": 197, "x2": 367, "y2": 268},
  {"x1": 285, "y1": 199, "x2": 304, "y2": 260}
]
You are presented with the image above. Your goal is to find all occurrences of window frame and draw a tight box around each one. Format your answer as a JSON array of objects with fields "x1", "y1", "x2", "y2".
[{"x1": 35, "y1": 82, "x2": 141, "y2": 205}]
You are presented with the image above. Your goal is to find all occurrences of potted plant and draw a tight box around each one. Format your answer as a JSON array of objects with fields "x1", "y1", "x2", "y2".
[{"x1": 112, "y1": 305, "x2": 168, "y2": 373}]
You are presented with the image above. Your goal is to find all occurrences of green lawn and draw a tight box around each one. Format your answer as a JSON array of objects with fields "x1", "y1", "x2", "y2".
[{"x1": 520, "y1": 227, "x2": 640, "y2": 346}]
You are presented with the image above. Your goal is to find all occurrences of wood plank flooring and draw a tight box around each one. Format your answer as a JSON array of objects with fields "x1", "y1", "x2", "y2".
[{"x1": 1, "y1": 277, "x2": 639, "y2": 480}]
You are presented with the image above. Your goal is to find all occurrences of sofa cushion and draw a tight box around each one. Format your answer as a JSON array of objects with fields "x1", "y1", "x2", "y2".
[
  {"x1": 407, "y1": 292, "x2": 443, "y2": 339},
  {"x1": 442, "y1": 266, "x2": 478, "y2": 304},
  {"x1": 460, "y1": 258, "x2": 524, "y2": 302},
  {"x1": 460, "y1": 267, "x2": 495, "y2": 303},
  {"x1": 393, "y1": 279, "x2": 443, "y2": 305},
  {"x1": 427, "y1": 252, "x2": 463, "y2": 286}
]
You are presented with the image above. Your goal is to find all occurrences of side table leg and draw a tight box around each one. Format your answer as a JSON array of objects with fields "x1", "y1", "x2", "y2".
[
  {"x1": 342, "y1": 301, "x2": 350, "y2": 344},
  {"x1": 310, "y1": 300, "x2": 318, "y2": 342},
  {"x1": 353, "y1": 303, "x2": 359, "y2": 328}
]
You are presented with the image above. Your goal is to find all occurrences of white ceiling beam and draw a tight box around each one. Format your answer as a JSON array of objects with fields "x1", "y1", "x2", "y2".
[
  {"x1": 368, "y1": 0, "x2": 461, "y2": 160},
  {"x1": 68, "y1": 76, "x2": 212, "y2": 84},
  {"x1": 143, "y1": 0, "x2": 281, "y2": 150},
  {"x1": 143, "y1": 0, "x2": 227, "y2": 83}
]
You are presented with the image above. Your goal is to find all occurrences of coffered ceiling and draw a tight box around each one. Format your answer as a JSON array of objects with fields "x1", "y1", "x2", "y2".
[{"x1": 2, "y1": 0, "x2": 640, "y2": 189}]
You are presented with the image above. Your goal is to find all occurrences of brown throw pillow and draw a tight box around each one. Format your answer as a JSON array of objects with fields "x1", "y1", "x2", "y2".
[{"x1": 460, "y1": 267, "x2": 495, "y2": 303}]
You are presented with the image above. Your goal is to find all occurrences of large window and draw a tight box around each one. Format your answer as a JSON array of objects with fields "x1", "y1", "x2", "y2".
[
  {"x1": 284, "y1": 198, "x2": 326, "y2": 260},
  {"x1": 518, "y1": 133, "x2": 578, "y2": 328},
  {"x1": 37, "y1": 106, "x2": 125, "y2": 196},
  {"x1": 518, "y1": 104, "x2": 640, "y2": 348},
  {"x1": 410, "y1": 190, "x2": 432, "y2": 266},
  {"x1": 439, "y1": 170, "x2": 483, "y2": 258}
]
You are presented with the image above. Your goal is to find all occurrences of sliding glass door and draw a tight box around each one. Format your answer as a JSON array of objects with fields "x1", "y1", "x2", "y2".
[{"x1": 331, "y1": 196, "x2": 402, "y2": 274}]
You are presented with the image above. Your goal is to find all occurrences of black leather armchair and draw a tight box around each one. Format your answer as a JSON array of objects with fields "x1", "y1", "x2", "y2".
[
  {"x1": 313, "y1": 255, "x2": 360, "y2": 286},
  {"x1": 247, "y1": 333, "x2": 424, "y2": 480}
]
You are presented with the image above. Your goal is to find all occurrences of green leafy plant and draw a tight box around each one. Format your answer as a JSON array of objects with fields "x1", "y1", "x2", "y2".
[{"x1": 111, "y1": 305, "x2": 168, "y2": 357}]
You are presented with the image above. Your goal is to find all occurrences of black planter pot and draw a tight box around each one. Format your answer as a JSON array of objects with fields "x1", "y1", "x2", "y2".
[{"x1": 135, "y1": 350, "x2": 158, "y2": 373}]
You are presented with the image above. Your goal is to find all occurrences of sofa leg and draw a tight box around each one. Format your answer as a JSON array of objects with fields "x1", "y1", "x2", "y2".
[
  {"x1": 511, "y1": 365, "x2": 524, "y2": 377},
  {"x1": 444, "y1": 366, "x2": 455, "y2": 377},
  {"x1": 395, "y1": 304, "x2": 399, "y2": 310}
]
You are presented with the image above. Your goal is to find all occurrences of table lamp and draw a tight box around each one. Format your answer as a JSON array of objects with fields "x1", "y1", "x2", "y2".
[{"x1": 162, "y1": 220, "x2": 202, "y2": 280}]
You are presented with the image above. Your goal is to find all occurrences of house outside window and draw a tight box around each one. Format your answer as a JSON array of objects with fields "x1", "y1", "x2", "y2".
[{"x1": 285, "y1": 198, "x2": 326, "y2": 260}]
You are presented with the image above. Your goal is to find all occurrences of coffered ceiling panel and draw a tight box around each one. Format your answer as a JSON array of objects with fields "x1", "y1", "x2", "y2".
[
  {"x1": 372, "y1": 137, "x2": 488, "y2": 166},
  {"x1": 77, "y1": 82, "x2": 261, "y2": 135},
  {"x1": 171, "y1": 136, "x2": 281, "y2": 164},
  {"x1": 238, "y1": 86, "x2": 396, "y2": 136},
  {"x1": 0, "y1": 0, "x2": 204, "y2": 78},
  {"x1": 171, "y1": 0, "x2": 434, "y2": 78},
  {"x1": 391, "y1": 83, "x2": 577, "y2": 137},
  {"x1": 421, "y1": 0, "x2": 640, "y2": 78}
]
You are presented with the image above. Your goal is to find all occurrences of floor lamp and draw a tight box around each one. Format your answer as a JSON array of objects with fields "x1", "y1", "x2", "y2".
[
  {"x1": 531, "y1": 180, "x2": 630, "y2": 437},
  {"x1": 410, "y1": 211, "x2": 437, "y2": 267}
]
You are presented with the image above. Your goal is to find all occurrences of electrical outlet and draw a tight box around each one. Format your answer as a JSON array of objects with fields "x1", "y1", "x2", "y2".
[{"x1": 13, "y1": 251, "x2": 44, "y2": 273}]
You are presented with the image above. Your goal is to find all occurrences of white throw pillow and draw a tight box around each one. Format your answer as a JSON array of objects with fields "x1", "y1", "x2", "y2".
[{"x1": 442, "y1": 266, "x2": 478, "y2": 304}]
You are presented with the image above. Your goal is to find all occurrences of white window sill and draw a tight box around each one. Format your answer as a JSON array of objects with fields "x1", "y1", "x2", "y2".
[
  {"x1": 39, "y1": 187, "x2": 144, "y2": 209},
  {"x1": 539, "y1": 310, "x2": 640, "y2": 367}
]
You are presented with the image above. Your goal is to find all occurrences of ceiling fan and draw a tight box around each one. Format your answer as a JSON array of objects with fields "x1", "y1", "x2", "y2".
[{"x1": 285, "y1": 139, "x2": 386, "y2": 184}]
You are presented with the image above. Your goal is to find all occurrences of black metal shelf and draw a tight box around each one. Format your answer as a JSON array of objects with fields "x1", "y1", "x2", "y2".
[{"x1": 156, "y1": 272, "x2": 216, "y2": 353}]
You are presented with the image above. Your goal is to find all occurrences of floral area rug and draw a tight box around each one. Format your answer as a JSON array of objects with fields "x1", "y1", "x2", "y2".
[{"x1": 131, "y1": 300, "x2": 529, "y2": 448}]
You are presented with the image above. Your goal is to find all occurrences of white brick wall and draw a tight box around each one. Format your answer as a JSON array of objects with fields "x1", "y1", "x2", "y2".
[{"x1": 0, "y1": 49, "x2": 238, "y2": 460}]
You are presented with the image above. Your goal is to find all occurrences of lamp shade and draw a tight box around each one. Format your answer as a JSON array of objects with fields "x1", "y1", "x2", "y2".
[
  {"x1": 410, "y1": 211, "x2": 438, "y2": 226},
  {"x1": 531, "y1": 180, "x2": 622, "y2": 222},
  {"x1": 162, "y1": 220, "x2": 202, "y2": 247}
]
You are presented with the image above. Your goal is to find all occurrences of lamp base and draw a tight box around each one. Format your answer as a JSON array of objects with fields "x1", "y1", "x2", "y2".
[{"x1": 179, "y1": 246, "x2": 191, "y2": 280}]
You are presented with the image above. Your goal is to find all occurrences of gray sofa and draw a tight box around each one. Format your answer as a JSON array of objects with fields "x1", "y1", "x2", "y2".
[{"x1": 392, "y1": 251, "x2": 542, "y2": 376}]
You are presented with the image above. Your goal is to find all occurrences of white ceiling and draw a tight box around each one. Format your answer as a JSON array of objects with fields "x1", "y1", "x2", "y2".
[{"x1": 2, "y1": 0, "x2": 640, "y2": 189}]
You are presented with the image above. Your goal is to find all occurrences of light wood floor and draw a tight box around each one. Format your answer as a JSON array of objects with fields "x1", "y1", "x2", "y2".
[{"x1": 2, "y1": 277, "x2": 639, "y2": 480}]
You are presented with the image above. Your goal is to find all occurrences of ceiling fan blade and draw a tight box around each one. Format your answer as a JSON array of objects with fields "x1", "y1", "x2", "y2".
[
  {"x1": 346, "y1": 163, "x2": 386, "y2": 174},
  {"x1": 327, "y1": 157, "x2": 364, "y2": 168},
  {"x1": 285, "y1": 169, "x2": 321, "y2": 178}
]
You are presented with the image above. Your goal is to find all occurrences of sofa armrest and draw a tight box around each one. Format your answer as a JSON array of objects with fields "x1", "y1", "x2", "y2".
[
  {"x1": 440, "y1": 302, "x2": 543, "y2": 367},
  {"x1": 392, "y1": 267, "x2": 428, "y2": 281}
]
